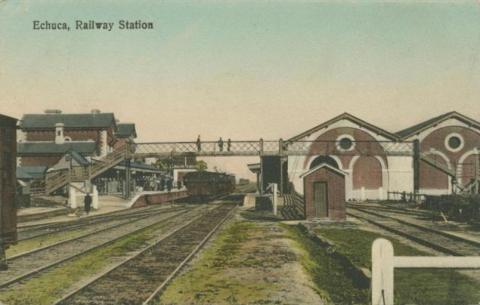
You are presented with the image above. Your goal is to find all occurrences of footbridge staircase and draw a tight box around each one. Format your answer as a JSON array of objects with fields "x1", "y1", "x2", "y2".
[
  {"x1": 420, "y1": 153, "x2": 480, "y2": 195},
  {"x1": 32, "y1": 145, "x2": 129, "y2": 196}
]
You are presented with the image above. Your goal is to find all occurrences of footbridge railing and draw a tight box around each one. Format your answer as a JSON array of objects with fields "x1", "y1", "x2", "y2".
[{"x1": 131, "y1": 140, "x2": 414, "y2": 158}]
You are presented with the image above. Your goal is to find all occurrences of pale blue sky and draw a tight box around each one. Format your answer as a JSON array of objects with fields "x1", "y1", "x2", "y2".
[{"x1": 1, "y1": 1, "x2": 480, "y2": 177}]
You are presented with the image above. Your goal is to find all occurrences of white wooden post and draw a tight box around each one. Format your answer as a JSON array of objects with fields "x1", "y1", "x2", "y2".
[
  {"x1": 92, "y1": 185, "x2": 99, "y2": 210},
  {"x1": 372, "y1": 238, "x2": 480, "y2": 305},
  {"x1": 272, "y1": 183, "x2": 278, "y2": 216},
  {"x1": 69, "y1": 186, "x2": 77, "y2": 209},
  {"x1": 361, "y1": 187, "x2": 366, "y2": 201},
  {"x1": 372, "y1": 238, "x2": 394, "y2": 305}
]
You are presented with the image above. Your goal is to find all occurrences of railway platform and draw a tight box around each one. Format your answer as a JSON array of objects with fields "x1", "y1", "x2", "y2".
[{"x1": 18, "y1": 195, "x2": 131, "y2": 227}]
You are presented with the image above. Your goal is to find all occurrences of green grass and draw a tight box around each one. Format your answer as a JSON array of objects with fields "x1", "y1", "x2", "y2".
[
  {"x1": 0, "y1": 219, "x2": 175, "y2": 305},
  {"x1": 160, "y1": 220, "x2": 284, "y2": 305},
  {"x1": 315, "y1": 227, "x2": 480, "y2": 305},
  {"x1": 283, "y1": 224, "x2": 368, "y2": 305},
  {"x1": 7, "y1": 228, "x2": 94, "y2": 257}
]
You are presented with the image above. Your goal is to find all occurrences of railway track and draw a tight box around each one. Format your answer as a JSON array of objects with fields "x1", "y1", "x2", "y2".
[
  {"x1": 347, "y1": 203, "x2": 431, "y2": 218},
  {"x1": 347, "y1": 206, "x2": 480, "y2": 256},
  {"x1": 17, "y1": 204, "x2": 178, "y2": 241},
  {"x1": 9, "y1": 206, "x2": 190, "y2": 259},
  {"x1": 54, "y1": 202, "x2": 237, "y2": 305},
  {"x1": 0, "y1": 205, "x2": 204, "y2": 289},
  {"x1": 17, "y1": 205, "x2": 172, "y2": 232}
]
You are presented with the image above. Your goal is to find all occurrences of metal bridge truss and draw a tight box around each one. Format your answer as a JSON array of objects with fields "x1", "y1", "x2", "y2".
[{"x1": 130, "y1": 140, "x2": 415, "y2": 158}]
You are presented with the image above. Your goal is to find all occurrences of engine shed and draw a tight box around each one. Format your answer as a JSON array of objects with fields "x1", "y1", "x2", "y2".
[{"x1": 300, "y1": 163, "x2": 347, "y2": 220}]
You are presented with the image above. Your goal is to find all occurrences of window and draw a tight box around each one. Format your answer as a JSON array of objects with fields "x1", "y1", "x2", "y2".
[
  {"x1": 339, "y1": 138, "x2": 353, "y2": 150},
  {"x1": 448, "y1": 136, "x2": 461, "y2": 149},
  {"x1": 336, "y1": 135, "x2": 355, "y2": 152},
  {"x1": 445, "y1": 133, "x2": 464, "y2": 152}
]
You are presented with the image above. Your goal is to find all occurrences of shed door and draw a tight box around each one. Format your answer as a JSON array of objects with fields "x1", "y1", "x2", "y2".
[{"x1": 313, "y1": 182, "x2": 328, "y2": 218}]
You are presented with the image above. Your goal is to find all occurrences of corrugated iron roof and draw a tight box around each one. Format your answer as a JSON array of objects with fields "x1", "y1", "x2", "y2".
[
  {"x1": 116, "y1": 123, "x2": 137, "y2": 138},
  {"x1": 395, "y1": 111, "x2": 480, "y2": 139},
  {"x1": 69, "y1": 151, "x2": 90, "y2": 166},
  {"x1": 17, "y1": 142, "x2": 97, "y2": 154},
  {"x1": 287, "y1": 112, "x2": 400, "y2": 142},
  {"x1": 20, "y1": 113, "x2": 116, "y2": 129},
  {"x1": 16, "y1": 166, "x2": 48, "y2": 179}
]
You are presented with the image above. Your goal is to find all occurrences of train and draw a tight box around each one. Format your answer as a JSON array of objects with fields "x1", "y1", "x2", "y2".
[
  {"x1": 0, "y1": 114, "x2": 18, "y2": 269},
  {"x1": 182, "y1": 171, "x2": 235, "y2": 200}
]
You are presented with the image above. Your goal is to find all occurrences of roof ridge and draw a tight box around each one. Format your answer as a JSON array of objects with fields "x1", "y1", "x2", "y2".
[{"x1": 396, "y1": 111, "x2": 480, "y2": 139}]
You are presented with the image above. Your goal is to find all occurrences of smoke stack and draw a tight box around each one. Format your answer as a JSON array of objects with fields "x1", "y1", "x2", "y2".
[
  {"x1": 55, "y1": 123, "x2": 65, "y2": 144},
  {"x1": 91, "y1": 109, "x2": 101, "y2": 114}
]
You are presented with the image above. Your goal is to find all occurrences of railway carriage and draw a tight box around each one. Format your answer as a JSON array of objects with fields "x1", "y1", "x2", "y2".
[
  {"x1": 183, "y1": 171, "x2": 235, "y2": 200},
  {"x1": 0, "y1": 114, "x2": 18, "y2": 268}
]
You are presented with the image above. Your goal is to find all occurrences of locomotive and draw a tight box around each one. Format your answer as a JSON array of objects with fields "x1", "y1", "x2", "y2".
[{"x1": 182, "y1": 171, "x2": 235, "y2": 200}]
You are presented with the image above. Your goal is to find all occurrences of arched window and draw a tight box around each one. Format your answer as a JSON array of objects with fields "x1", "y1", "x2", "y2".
[{"x1": 309, "y1": 155, "x2": 339, "y2": 169}]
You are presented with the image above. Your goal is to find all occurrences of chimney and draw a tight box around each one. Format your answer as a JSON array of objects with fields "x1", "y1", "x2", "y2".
[
  {"x1": 44, "y1": 109, "x2": 62, "y2": 114},
  {"x1": 91, "y1": 109, "x2": 101, "y2": 114},
  {"x1": 55, "y1": 123, "x2": 65, "y2": 144}
]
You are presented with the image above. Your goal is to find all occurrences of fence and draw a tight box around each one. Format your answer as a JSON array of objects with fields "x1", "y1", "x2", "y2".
[{"x1": 371, "y1": 238, "x2": 480, "y2": 305}]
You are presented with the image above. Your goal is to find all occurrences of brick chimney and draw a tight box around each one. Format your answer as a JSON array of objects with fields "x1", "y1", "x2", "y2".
[{"x1": 55, "y1": 123, "x2": 65, "y2": 144}]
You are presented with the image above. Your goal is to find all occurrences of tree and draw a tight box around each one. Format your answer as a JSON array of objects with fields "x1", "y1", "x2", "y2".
[{"x1": 195, "y1": 160, "x2": 208, "y2": 171}]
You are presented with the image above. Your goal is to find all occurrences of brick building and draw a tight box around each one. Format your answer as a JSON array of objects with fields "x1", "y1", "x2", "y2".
[
  {"x1": 16, "y1": 110, "x2": 164, "y2": 197},
  {"x1": 17, "y1": 109, "x2": 117, "y2": 167},
  {"x1": 286, "y1": 112, "x2": 480, "y2": 201},
  {"x1": 396, "y1": 111, "x2": 480, "y2": 195}
]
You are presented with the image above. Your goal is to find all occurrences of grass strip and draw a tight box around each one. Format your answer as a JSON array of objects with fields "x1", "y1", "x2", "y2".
[
  {"x1": 159, "y1": 220, "x2": 279, "y2": 305},
  {"x1": 7, "y1": 229, "x2": 93, "y2": 257},
  {"x1": 283, "y1": 224, "x2": 368, "y2": 305},
  {"x1": 0, "y1": 217, "x2": 178, "y2": 305},
  {"x1": 316, "y1": 227, "x2": 480, "y2": 305}
]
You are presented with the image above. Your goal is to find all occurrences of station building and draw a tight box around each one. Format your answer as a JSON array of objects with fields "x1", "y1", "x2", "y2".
[
  {"x1": 271, "y1": 111, "x2": 480, "y2": 203},
  {"x1": 15, "y1": 109, "x2": 165, "y2": 196}
]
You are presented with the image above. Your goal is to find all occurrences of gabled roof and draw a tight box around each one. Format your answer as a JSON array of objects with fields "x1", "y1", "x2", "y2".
[
  {"x1": 69, "y1": 151, "x2": 90, "y2": 166},
  {"x1": 116, "y1": 123, "x2": 137, "y2": 138},
  {"x1": 20, "y1": 113, "x2": 116, "y2": 129},
  {"x1": 287, "y1": 112, "x2": 399, "y2": 142},
  {"x1": 0, "y1": 114, "x2": 17, "y2": 127},
  {"x1": 17, "y1": 142, "x2": 97, "y2": 155},
  {"x1": 299, "y1": 163, "x2": 348, "y2": 178},
  {"x1": 396, "y1": 111, "x2": 480, "y2": 139}
]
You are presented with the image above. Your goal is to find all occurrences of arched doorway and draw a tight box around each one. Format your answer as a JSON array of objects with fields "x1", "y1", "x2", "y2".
[{"x1": 309, "y1": 155, "x2": 339, "y2": 169}]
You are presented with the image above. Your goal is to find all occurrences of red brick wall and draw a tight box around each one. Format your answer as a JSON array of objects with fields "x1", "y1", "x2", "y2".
[
  {"x1": 420, "y1": 126, "x2": 480, "y2": 189},
  {"x1": 420, "y1": 155, "x2": 449, "y2": 189},
  {"x1": 460, "y1": 154, "x2": 479, "y2": 186},
  {"x1": 352, "y1": 156, "x2": 383, "y2": 189},
  {"x1": 26, "y1": 130, "x2": 55, "y2": 141},
  {"x1": 304, "y1": 168, "x2": 345, "y2": 220},
  {"x1": 25, "y1": 128, "x2": 116, "y2": 146},
  {"x1": 21, "y1": 156, "x2": 62, "y2": 167},
  {"x1": 304, "y1": 127, "x2": 388, "y2": 170},
  {"x1": 114, "y1": 138, "x2": 128, "y2": 149}
]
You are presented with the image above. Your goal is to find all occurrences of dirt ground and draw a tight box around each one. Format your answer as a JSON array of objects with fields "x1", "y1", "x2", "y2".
[{"x1": 159, "y1": 210, "x2": 325, "y2": 305}]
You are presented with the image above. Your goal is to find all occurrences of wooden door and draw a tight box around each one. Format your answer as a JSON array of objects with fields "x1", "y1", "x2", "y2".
[{"x1": 313, "y1": 182, "x2": 328, "y2": 218}]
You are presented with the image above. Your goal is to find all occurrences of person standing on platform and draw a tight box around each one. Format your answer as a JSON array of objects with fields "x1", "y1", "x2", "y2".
[
  {"x1": 227, "y1": 138, "x2": 231, "y2": 152},
  {"x1": 84, "y1": 193, "x2": 92, "y2": 215},
  {"x1": 167, "y1": 178, "x2": 172, "y2": 192}
]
